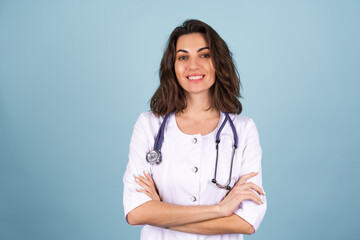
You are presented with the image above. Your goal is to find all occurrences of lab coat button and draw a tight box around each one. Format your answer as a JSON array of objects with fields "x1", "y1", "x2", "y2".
[
  {"x1": 190, "y1": 196, "x2": 197, "y2": 202},
  {"x1": 192, "y1": 138, "x2": 197, "y2": 144},
  {"x1": 192, "y1": 166, "x2": 198, "y2": 173}
]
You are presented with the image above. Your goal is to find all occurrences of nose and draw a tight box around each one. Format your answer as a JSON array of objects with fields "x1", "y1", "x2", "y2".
[{"x1": 188, "y1": 57, "x2": 200, "y2": 70}]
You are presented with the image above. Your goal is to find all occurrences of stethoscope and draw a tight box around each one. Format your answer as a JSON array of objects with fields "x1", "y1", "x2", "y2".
[{"x1": 146, "y1": 112, "x2": 238, "y2": 190}]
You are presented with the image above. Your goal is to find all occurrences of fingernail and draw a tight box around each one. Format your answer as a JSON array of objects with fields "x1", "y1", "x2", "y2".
[
  {"x1": 259, "y1": 201, "x2": 263, "y2": 205},
  {"x1": 263, "y1": 191, "x2": 266, "y2": 195},
  {"x1": 136, "y1": 187, "x2": 141, "y2": 191},
  {"x1": 135, "y1": 178, "x2": 140, "y2": 182},
  {"x1": 134, "y1": 174, "x2": 140, "y2": 178},
  {"x1": 254, "y1": 171, "x2": 259, "y2": 174},
  {"x1": 144, "y1": 170, "x2": 149, "y2": 175}
]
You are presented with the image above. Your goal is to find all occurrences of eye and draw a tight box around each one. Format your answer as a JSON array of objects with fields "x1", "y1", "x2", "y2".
[
  {"x1": 177, "y1": 56, "x2": 187, "y2": 61},
  {"x1": 201, "y1": 53, "x2": 211, "y2": 58}
]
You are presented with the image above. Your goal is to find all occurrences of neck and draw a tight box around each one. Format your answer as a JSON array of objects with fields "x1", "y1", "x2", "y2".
[{"x1": 180, "y1": 91, "x2": 219, "y2": 119}]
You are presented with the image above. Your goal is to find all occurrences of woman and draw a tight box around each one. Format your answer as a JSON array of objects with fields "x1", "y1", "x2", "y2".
[{"x1": 123, "y1": 19, "x2": 266, "y2": 240}]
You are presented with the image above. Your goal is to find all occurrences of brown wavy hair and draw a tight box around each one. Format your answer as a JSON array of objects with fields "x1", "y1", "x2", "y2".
[{"x1": 150, "y1": 19, "x2": 242, "y2": 116}]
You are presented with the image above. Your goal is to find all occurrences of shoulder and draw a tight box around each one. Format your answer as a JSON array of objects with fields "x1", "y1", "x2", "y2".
[
  {"x1": 135, "y1": 111, "x2": 166, "y2": 126},
  {"x1": 228, "y1": 113, "x2": 259, "y2": 136},
  {"x1": 137, "y1": 111, "x2": 162, "y2": 122},
  {"x1": 133, "y1": 111, "x2": 164, "y2": 137},
  {"x1": 228, "y1": 113, "x2": 256, "y2": 127}
]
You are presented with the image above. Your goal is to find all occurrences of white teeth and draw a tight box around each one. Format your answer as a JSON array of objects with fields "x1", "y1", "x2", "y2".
[{"x1": 188, "y1": 75, "x2": 204, "y2": 80}]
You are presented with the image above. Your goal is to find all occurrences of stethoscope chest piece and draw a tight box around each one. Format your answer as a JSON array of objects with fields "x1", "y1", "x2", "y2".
[{"x1": 146, "y1": 149, "x2": 162, "y2": 165}]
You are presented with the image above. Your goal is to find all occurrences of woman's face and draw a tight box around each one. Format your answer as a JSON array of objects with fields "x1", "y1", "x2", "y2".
[{"x1": 174, "y1": 33, "x2": 216, "y2": 96}]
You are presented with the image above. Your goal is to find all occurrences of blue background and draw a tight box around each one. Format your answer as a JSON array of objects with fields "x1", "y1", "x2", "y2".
[{"x1": 1, "y1": 0, "x2": 359, "y2": 239}]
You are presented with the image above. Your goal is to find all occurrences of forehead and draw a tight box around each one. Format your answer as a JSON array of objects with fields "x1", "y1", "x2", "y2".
[{"x1": 176, "y1": 33, "x2": 208, "y2": 51}]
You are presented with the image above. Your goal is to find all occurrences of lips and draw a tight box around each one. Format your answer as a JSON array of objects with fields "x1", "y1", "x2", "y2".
[{"x1": 187, "y1": 74, "x2": 205, "y2": 81}]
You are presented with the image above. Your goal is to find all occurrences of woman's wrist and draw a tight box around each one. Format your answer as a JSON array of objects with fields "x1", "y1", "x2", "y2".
[{"x1": 214, "y1": 204, "x2": 226, "y2": 218}]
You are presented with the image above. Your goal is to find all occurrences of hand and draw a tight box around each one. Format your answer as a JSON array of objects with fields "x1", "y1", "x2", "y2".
[
  {"x1": 134, "y1": 171, "x2": 161, "y2": 201},
  {"x1": 218, "y1": 172, "x2": 265, "y2": 217}
]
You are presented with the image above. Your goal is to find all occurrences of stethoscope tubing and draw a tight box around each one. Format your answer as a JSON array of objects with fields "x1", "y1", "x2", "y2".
[
  {"x1": 147, "y1": 112, "x2": 238, "y2": 190},
  {"x1": 154, "y1": 113, "x2": 171, "y2": 150}
]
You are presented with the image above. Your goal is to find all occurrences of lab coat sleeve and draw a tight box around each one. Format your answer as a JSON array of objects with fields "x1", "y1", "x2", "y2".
[
  {"x1": 234, "y1": 118, "x2": 267, "y2": 232},
  {"x1": 123, "y1": 113, "x2": 153, "y2": 221}
]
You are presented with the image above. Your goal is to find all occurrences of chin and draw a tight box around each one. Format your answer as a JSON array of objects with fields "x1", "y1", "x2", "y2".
[{"x1": 184, "y1": 87, "x2": 212, "y2": 95}]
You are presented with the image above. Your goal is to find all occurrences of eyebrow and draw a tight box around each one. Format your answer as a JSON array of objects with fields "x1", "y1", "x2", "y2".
[{"x1": 176, "y1": 47, "x2": 209, "y2": 53}]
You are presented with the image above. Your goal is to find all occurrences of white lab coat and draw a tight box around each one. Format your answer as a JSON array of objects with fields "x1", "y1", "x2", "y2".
[{"x1": 123, "y1": 111, "x2": 267, "y2": 240}]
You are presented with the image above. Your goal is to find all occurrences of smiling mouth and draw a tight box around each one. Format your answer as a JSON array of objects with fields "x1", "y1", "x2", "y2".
[{"x1": 187, "y1": 75, "x2": 205, "y2": 80}]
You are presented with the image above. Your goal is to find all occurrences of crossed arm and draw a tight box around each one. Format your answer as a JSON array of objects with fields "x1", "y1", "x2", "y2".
[
  {"x1": 126, "y1": 171, "x2": 265, "y2": 235},
  {"x1": 170, "y1": 214, "x2": 254, "y2": 235}
]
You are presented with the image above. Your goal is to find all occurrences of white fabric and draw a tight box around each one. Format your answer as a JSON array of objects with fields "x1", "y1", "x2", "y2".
[{"x1": 123, "y1": 111, "x2": 267, "y2": 240}]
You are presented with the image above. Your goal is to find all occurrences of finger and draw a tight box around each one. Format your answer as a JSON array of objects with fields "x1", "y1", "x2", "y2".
[
  {"x1": 237, "y1": 172, "x2": 258, "y2": 185},
  {"x1": 143, "y1": 170, "x2": 154, "y2": 183},
  {"x1": 136, "y1": 187, "x2": 152, "y2": 198},
  {"x1": 134, "y1": 174, "x2": 159, "y2": 195},
  {"x1": 135, "y1": 174, "x2": 152, "y2": 186},
  {"x1": 135, "y1": 177, "x2": 152, "y2": 192},
  {"x1": 240, "y1": 182, "x2": 265, "y2": 195},
  {"x1": 248, "y1": 190, "x2": 263, "y2": 204},
  {"x1": 243, "y1": 191, "x2": 263, "y2": 205},
  {"x1": 245, "y1": 194, "x2": 263, "y2": 205}
]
